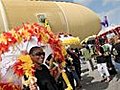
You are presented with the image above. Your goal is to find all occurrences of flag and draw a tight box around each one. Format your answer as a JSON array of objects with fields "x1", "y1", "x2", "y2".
[{"x1": 101, "y1": 16, "x2": 109, "y2": 27}]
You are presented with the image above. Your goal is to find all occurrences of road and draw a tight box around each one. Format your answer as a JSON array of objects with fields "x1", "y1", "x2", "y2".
[{"x1": 80, "y1": 62, "x2": 120, "y2": 90}]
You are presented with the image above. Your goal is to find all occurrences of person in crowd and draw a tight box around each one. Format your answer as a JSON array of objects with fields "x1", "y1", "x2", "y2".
[
  {"x1": 65, "y1": 53, "x2": 81, "y2": 90},
  {"x1": 78, "y1": 48, "x2": 86, "y2": 64},
  {"x1": 81, "y1": 44, "x2": 94, "y2": 72},
  {"x1": 96, "y1": 46, "x2": 111, "y2": 82},
  {"x1": 67, "y1": 49, "x2": 81, "y2": 80},
  {"x1": 111, "y1": 36, "x2": 120, "y2": 72},
  {"x1": 101, "y1": 41, "x2": 117, "y2": 76},
  {"x1": 54, "y1": 52, "x2": 80, "y2": 90},
  {"x1": 89, "y1": 45, "x2": 97, "y2": 69},
  {"x1": 23, "y1": 46, "x2": 58, "y2": 90}
]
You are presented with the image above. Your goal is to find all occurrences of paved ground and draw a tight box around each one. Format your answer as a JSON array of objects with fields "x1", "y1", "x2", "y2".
[{"x1": 80, "y1": 62, "x2": 120, "y2": 90}]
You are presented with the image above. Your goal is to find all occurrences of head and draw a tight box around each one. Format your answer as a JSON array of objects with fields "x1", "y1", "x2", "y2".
[
  {"x1": 29, "y1": 46, "x2": 45, "y2": 65},
  {"x1": 108, "y1": 38, "x2": 115, "y2": 44},
  {"x1": 114, "y1": 35, "x2": 120, "y2": 43},
  {"x1": 99, "y1": 46, "x2": 104, "y2": 55}
]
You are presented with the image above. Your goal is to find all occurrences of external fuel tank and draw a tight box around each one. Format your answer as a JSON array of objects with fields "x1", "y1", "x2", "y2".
[{"x1": 0, "y1": 0, "x2": 101, "y2": 40}]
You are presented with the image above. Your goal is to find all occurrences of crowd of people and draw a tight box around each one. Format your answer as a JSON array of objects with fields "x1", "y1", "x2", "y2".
[
  {"x1": 24, "y1": 46, "x2": 82, "y2": 90},
  {"x1": 23, "y1": 35, "x2": 120, "y2": 90},
  {"x1": 80, "y1": 35, "x2": 120, "y2": 83},
  {"x1": 0, "y1": 34, "x2": 120, "y2": 90}
]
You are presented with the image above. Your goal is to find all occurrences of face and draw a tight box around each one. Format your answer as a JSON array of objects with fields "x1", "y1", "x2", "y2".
[{"x1": 30, "y1": 48, "x2": 45, "y2": 65}]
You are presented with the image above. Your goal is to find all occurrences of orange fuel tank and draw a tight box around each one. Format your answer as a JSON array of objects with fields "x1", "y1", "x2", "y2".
[{"x1": 0, "y1": 0, "x2": 101, "y2": 40}]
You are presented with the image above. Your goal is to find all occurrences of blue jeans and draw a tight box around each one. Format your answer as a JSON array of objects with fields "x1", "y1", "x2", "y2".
[
  {"x1": 114, "y1": 62, "x2": 120, "y2": 72},
  {"x1": 71, "y1": 70, "x2": 80, "y2": 85}
]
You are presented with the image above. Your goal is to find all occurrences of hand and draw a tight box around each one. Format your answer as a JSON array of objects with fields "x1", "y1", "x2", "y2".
[
  {"x1": 29, "y1": 76, "x2": 38, "y2": 90},
  {"x1": 29, "y1": 83, "x2": 38, "y2": 90}
]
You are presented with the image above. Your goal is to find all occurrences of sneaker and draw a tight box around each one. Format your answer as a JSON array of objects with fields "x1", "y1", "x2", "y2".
[
  {"x1": 100, "y1": 78, "x2": 107, "y2": 82},
  {"x1": 76, "y1": 86, "x2": 82, "y2": 90},
  {"x1": 106, "y1": 78, "x2": 111, "y2": 82}
]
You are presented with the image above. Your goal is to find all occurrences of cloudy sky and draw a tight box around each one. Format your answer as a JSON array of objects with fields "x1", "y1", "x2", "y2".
[{"x1": 73, "y1": 0, "x2": 120, "y2": 25}]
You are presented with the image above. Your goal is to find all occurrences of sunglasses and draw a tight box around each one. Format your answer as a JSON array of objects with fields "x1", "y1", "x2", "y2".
[{"x1": 32, "y1": 52, "x2": 45, "y2": 56}]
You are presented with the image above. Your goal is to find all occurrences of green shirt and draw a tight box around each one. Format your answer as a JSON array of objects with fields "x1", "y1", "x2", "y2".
[{"x1": 81, "y1": 48, "x2": 91, "y2": 60}]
